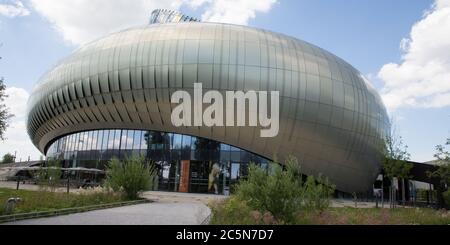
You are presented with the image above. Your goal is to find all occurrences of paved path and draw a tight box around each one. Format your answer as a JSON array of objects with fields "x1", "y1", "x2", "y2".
[
  {"x1": 331, "y1": 199, "x2": 392, "y2": 209},
  {"x1": 2, "y1": 190, "x2": 225, "y2": 225},
  {"x1": 4, "y1": 202, "x2": 211, "y2": 225},
  {"x1": 142, "y1": 191, "x2": 228, "y2": 205}
]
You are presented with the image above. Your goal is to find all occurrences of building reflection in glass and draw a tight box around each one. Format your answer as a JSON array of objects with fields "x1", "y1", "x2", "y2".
[{"x1": 46, "y1": 129, "x2": 269, "y2": 194}]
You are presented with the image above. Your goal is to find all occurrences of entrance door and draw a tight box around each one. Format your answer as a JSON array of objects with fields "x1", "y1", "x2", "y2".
[{"x1": 189, "y1": 161, "x2": 210, "y2": 193}]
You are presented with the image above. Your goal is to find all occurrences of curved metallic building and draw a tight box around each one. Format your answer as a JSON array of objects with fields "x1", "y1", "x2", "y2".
[{"x1": 27, "y1": 10, "x2": 389, "y2": 193}]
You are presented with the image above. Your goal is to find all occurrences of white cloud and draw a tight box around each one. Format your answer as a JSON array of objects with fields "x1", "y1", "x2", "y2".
[
  {"x1": 29, "y1": 0, "x2": 278, "y2": 45},
  {"x1": 0, "y1": 87, "x2": 43, "y2": 162},
  {"x1": 378, "y1": 0, "x2": 450, "y2": 111},
  {"x1": 29, "y1": 0, "x2": 182, "y2": 46},
  {"x1": 0, "y1": 0, "x2": 30, "y2": 18},
  {"x1": 199, "y1": 0, "x2": 277, "y2": 25}
]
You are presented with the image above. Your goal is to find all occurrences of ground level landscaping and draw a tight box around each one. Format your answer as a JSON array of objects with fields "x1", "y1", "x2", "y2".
[
  {"x1": 0, "y1": 187, "x2": 127, "y2": 216},
  {"x1": 209, "y1": 158, "x2": 450, "y2": 225},
  {"x1": 210, "y1": 198, "x2": 450, "y2": 225}
]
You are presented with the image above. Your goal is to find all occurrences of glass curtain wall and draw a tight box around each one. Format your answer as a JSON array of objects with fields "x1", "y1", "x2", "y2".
[{"x1": 46, "y1": 129, "x2": 269, "y2": 194}]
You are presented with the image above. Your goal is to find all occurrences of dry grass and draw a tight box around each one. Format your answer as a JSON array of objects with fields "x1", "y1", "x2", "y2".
[
  {"x1": 0, "y1": 187, "x2": 126, "y2": 215},
  {"x1": 210, "y1": 198, "x2": 450, "y2": 225}
]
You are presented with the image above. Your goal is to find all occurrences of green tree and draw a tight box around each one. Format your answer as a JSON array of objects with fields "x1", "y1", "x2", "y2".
[
  {"x1": 1, "y1": 49, "x2": 13, "y2": 141},
  {"x1": 0, "y1": 77, "x2": 13, "y2": 141},
  {"x1": 1, "y1": 153, "x2": 15, "y2": 164},
  {"x1": 46, "y1": 159, "x2": 62, "y2": 191},
  {"x1": 36, "y1": 159, "x2": 62, "y2": 191},
  {"x1": 382, "y1": 123, "x2": 412, "y2": 207},
  {"x1": 428, "y1": 138, "x2": 450, "y2": 207},
  {"x1": 105, "y1": 155, "x2": 156, "y2": 200},
  {"x1": 429, "y1": 138, "x2": 450, "y2": 186}
]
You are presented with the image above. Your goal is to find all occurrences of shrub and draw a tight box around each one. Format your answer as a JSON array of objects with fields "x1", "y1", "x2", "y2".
[
  {"x1": 105, "y1": 155, "x2": 156, "y2": 200},
  {"x1": 209, "y1": 197, "x2": 261, "y2": 225},
  {"x1": 232, "y1": 156, "x2": 335, "y2": 223},
  {"x1": 303, "y1": 174, "x2": 335, "y2": 211},
  {"x1": 443, "y1": 190, "x2": 450, "y2": 207}
]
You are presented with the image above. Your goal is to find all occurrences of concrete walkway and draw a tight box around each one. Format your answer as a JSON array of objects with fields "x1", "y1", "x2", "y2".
[
  {"x1": 4, "y1": 202, "x2": 211, "y2": 225},
  {"x1": 1, "y1": 189, "x2": 226, "y2": 225}
]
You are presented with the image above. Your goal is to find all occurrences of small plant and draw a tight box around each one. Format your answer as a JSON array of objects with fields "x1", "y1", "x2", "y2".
[{"x1": 105, "y1": 155, "x2": 156, "y2": 200}]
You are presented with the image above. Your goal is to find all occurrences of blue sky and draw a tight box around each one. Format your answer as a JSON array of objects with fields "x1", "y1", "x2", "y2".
[{"x1": 0, "y1": 0, "x2": 449, "y2": 162}]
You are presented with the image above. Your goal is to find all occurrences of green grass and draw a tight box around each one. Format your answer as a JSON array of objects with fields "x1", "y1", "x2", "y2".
[
  {"x1": 0, "y1": 188, "x2": 127, "y2": 216},
  {"x1": 209, "y1": 198, "x2": 450, "y2": 225}
]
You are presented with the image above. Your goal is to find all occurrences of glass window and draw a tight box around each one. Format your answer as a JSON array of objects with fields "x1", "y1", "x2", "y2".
[
  {"x1": 230, "y1": 151, "x2": 241, "y2": 162},
  {"x1": 62, "y1": 137, "x2": 66, "y2": 154},
  {"x1": 65, "y1": 136, "x2": 70, "y2": 152},
  {"x1": 261, "y1": 162, "x2": 268, "y2": 171},
  {"x1": 133, "y1": 130, "x2": 142, "y2": 150},
  {"x1": 121, "y1": 130, "x2": 128, "y2": 150},
  {"x1": 87, "y1": 131, "x2": 94, "y2": 151},
  {"x1": 220, "y1": 144, "x2": 231, "y2": 151},
  {"x1": 68, "y1": 135, "x2": 73, "y2": 152},
  {"x1": 74, "y1": 133, "x2": 81, "y2": 152},
  {"x1": 103, "y1": 130, "x2": 110, "y2": 150},
  {"x1": 182, "y1": 135, "x2": 192, "y2": 150},
  {"x1": 114, "y1": 130, "x2": 122, "y2": 150},
  {"x1": 231, "y1": 163, "x2": 240, "y2": 180},
  {"x1": 220, "y1": 150, "x2": 230, "y2": 162},
  {"x1": 85, "y1": 132, "x2": 90, "y2": 151},
  {"x1": 173, "y1": 134, "x2": 182, "y2": 150},
  {"x1": 127, "y1": 130, "x2": 134, "y2": 150},
  {"x1": 81, "y1": 132, "x2": 87, "y2": 151},
  {"x1": 141, "y1": 131, "x2": 148, "y2": 151},
  {"x1": 73, "y1": 133, "x2": 80, "y2": 152},
  {"x1": 96, "y1": 130, "x2": 103, "y2": 150},
  {"x1": 230, "y1": 146, "x2": 240, "y2": 152},
  {"x1": 72, "y1": 133, "x2": 78, "y2": 152},
  {"x1": 191, "y1": 137, "x2": 199, "y2": 150},
  {"x1": 108, "y1": 130, "x2": 115, "y2": 149},
  {"x1": 91, "y1": 131, "x2": 98, "y2": 150}
]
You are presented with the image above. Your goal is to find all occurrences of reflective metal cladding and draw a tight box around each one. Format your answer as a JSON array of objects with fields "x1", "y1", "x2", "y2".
[{"x1": 27, "y1": 17, "x2": 390, "y2": 193}]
